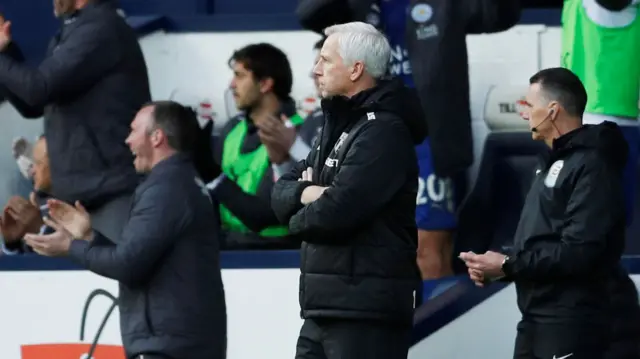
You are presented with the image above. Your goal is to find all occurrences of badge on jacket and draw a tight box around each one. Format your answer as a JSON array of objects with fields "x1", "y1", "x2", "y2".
[
  {"x1": 544, "y1": 160, "x2": 564, "y2": 188},
  {"x1": 412, "y1": 3, "x2": 439, "y2": 40}
]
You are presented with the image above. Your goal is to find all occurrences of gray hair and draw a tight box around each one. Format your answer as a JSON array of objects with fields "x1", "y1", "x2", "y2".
[{"x1": 323, "y1": 22, "x2": 391, "y2": 79}]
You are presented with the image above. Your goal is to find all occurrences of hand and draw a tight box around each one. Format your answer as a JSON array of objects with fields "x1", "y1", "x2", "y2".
[
  {"x1": 257, "y1": 115, "x2": 297, "y2": 164},
  {"x1": 468, "y1": 268, "x2": 487, "y2": 287},
  {"x1": 7, "y1": 195, "x2": 43, "y2": 235},
  {"x1": 261, "y1": 139, "x2": 290, "y2": 164},
  {"x1": 0, "y1": 19, "x2": 11, "y2": 51},
  {"x1": 459, "y1": 250, "x2": 506, "y2": 279},
  {"x1": 0, "y1": 207, "x2": 25, "y2": 243},
  {"x1": 301, "y1": 185, "x2": 328, "y2": 205},
  {"x1": 24, "y1": 217, "x2": 73, "y2": 257},
  {"x1": 47, "y1": 199, "x2": 92, "y2": 240},
  {"x1": 299, "y1": 167, "x2": 313, "y2": 182}
]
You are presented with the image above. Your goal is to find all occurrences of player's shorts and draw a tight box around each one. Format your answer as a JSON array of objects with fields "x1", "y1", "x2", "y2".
[{"x1": 415, "y1": 138, "x2": 457, "y2": 231}]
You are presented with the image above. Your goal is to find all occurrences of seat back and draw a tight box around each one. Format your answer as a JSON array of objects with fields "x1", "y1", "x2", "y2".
[{"x1": 454, "y1": 86, "x2": 546, "y2": 273}]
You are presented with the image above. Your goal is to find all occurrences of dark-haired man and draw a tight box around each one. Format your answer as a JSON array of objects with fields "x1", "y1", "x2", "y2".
[
  {"x1": 210, "y1": 43, "x2": 303, "y2": 249},
  {"x1": 460, "y1": 68, "x2": 627, "y2": 359},
  {"x1": 25, "y1": 101, "x2": 226, "y2": 359}
]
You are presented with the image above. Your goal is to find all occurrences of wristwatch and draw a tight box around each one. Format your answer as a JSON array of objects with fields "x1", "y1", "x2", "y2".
[{"x1": 501, "y1": 255, "x2": 511, "y2": 274}]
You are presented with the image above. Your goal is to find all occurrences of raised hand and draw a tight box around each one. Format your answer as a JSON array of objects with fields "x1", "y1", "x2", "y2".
[{"x1": 47, "y1": 199, "x2": 92, "y2": 240}]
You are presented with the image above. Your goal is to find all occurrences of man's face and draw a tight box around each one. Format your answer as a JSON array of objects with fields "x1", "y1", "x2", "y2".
[
  {"x1": 53, "y1": 0, "x2": 76, "y2": 17},
  {"x1": 30, "y1": 138, "x2": 51, "y2": 192},
  {"x1": 520, "y1": 83, "x2": 555, "y2": 143},
  {"x1": 311, "y1": 49, "x2": 321, "y2": 97},
  {"x1": 229, "y1": 62, "x2": 263, "y2": 111},
  {"x1": 313, "y1": 35, "x2": 353, "y2": 98},
  {"x1": 125, "y1": 107, "x2": 156, "y2": 173}
]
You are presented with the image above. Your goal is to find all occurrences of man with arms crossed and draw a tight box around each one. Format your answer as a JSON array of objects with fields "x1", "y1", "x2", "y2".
[
  {"x1": 461, "y1": 68, "x2": 627, "y2": 359},
  {"x1": 24, "y1": 102, "x2": 226, "y2": 359},
  {"x1": 272, "y1": 22, "x2": 427, "y2": 359}
]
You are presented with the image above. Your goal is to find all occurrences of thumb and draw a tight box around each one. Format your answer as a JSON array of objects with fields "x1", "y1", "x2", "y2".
[
  {"x1": 75, "y1": 201, "x2": 88, "y2": 214},
  {"x1": 459, "y1": 252, "x2": 475, "y2": 263},
  {"x1": 29, "y1": 192, "x2": 38, "y2": 207},
  {"x1": 42, "y1": 216, "x2": 62, "y2": 232}
]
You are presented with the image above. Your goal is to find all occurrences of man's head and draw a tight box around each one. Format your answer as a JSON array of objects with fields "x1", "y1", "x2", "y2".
[
  {"x1": 314, "y1": 22, "x2": 390, "y2": 98},
  {"x1": 311, "y1": 37, "x2": 326, "y2": 97},
  {"x1": 53, "y1": 0, "x2": 89, "y2": 18},
  {"x1": 126, "y1": 101, "x2": 200, "y2": 173},
  {"x1": 31, "y1": 136, "x2": 51, "y2": 192},
  {"x1": 520, "y1": 67, "x2": 587, "y2": 147},
  {"x1": 228, "y1": 43, "x2": 293, "y2": 111}
]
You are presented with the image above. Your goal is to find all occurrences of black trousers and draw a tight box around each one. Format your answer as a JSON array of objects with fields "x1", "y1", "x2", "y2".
[
  {"x1": 295, "y1": 318, "x2": 411, "y2": 359},
  {"x1": 513, "y1": 320, "x2": 608, "y2": 359}
]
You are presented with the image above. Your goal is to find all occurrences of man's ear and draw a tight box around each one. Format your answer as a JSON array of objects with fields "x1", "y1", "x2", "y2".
[
  {"x1": 259, "y1": 77, "x2": 275, "y2": 94},
  {"x1": 349, "y1": 61, "x2": 365, "y2": 82}
]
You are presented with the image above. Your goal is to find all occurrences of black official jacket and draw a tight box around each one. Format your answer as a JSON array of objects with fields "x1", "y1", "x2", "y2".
[
  {"x1": 271, "y1": 79, "x2": 426, "y2": 324},
  {"x1": 296, "y1": 0, "x2": 520, "y2": 177},
  {"x1": 0, "y1": 0, "x2": 150, "y2": 209},
  {"x1": 502, "y1": 122, "x2": 627, "y2": 323},
  {"x1": 69, "y1": 154, "x2": 226, "y2": 359}
]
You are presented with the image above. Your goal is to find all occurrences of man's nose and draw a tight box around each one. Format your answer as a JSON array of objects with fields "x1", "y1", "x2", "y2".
[{"x1": 312, "y1": 62, "x2": 322, "y2": 76}]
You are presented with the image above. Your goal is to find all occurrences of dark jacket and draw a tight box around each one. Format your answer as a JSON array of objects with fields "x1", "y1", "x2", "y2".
[
  {"x1": 271, "y1": 79, "x2": 427, "y2": 325},
  {"x1": 211, "y1": 101, "x2": 301, "y2": 250},
  {"x1": 0, "y1": 42, "x2": 43, "y2": 117},
  {"x1": 296, "y1": 0, "x2": 520, "y2": 177},
  {"x1": 68, "y1": 154, "x2": 226, "y2": 359},
  {"x1": 0, "y1": 1, "x2": 150, "y2": 208},
  {"x1": 503, "y1": 122, "x2": 627, "y2": 324},
  {"x1": 299, "y1": 108, "x2": 324, "y2": 147}
]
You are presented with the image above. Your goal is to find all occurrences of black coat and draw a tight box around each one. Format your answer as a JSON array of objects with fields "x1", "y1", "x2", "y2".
[
  {"x1": 272, "y1": 80, "x2": 426, "y2": 325},
  {"x1": 503, "y1": 122, "x2": 628, "y2": 323},
  {"x1": 68, "y1": 154, "x2": 226, "y2": 359},
  {"x1": 0, "y1": 1, "x2": 150, "y2": 209}
]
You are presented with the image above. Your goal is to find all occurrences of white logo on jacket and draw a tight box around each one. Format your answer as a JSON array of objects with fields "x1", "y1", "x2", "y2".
[
  {"x1": 332, "y1": 132, "x2": 349, "y2": 153},
  {"x1": 544, "y1": 160, "x2": 564, "y2": 188}
]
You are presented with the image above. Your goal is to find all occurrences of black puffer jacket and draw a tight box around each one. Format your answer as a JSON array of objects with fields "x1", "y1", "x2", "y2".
[{"x1": 272, "y1": 79, "x2": 427, "y2": 325}]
